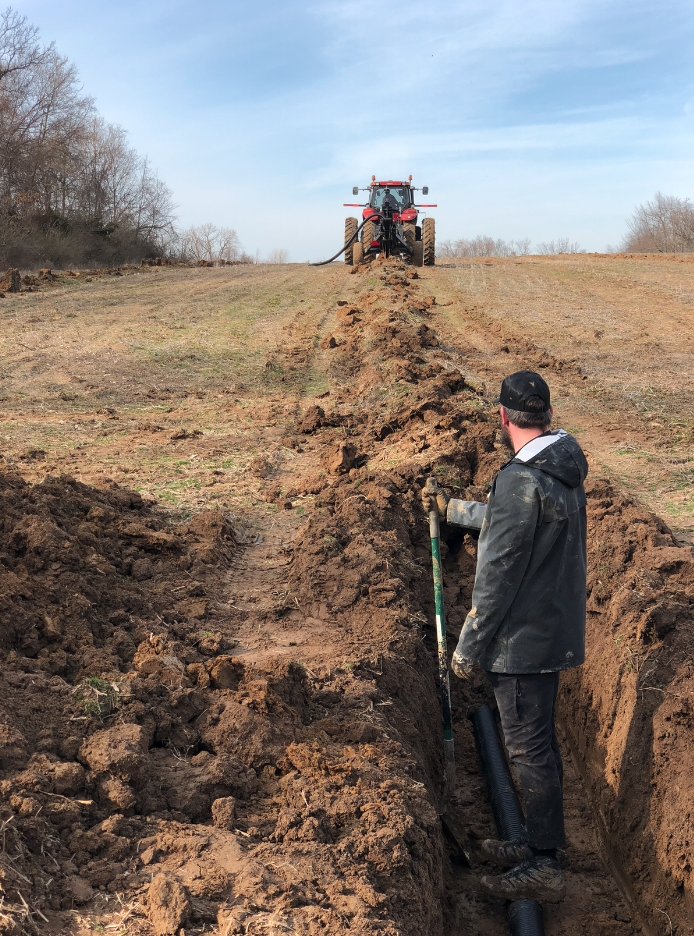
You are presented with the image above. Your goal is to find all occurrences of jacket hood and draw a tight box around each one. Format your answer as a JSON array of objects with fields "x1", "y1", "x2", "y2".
[{"x1": 514, "y1": 430, "x2": 588, "y2": 488}]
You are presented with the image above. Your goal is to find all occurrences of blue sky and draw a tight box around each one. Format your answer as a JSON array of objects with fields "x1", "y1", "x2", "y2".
[{"x1": 15, "y1": 0, "x2": 694, "y2": 260}]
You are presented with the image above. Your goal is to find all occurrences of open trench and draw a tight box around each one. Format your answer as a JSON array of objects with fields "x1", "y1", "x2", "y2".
[{"x1": 0, "y1": 260, "x2": 691, "y2": 935}]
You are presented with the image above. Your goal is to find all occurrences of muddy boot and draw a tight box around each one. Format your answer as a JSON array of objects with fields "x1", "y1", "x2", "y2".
[
  {"x1": 477, "y1": 838, "x2": 532, "y2": 868},
  {"x1": 479, "y1": 857, "x2": 566, "y2": 904}
]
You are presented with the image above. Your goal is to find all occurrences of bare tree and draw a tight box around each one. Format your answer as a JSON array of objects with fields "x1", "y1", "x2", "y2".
[
  {"x1": 181, "y1": 224, "x2": 241, "y2": 263},
  {"x1": 439, "y1": 236, "x2": 531, "y2": 259},
  {"x1": 267, "y1": 248, "x2": 288, "y2": 264},
  {"x1": 623, "y1": 192, "x2": 694, "y2": 252},
  {"x1": 535, "y1": 238, "x2": 583, "y2": 255},
  {"x1": 0, "y1": 7, "x2": 50, "y2": 82},
  {"x1": 131, "y1": 159, "x2": 176, "y2": 239}
]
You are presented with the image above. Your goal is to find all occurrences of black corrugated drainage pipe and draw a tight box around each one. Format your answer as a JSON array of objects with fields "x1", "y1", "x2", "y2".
[
  {"x1": 309, "y1": 216, "x2": 371, "y2": 266},
  {"x1": 472, "y1": 704, "x2": 545, "y2": 936}
]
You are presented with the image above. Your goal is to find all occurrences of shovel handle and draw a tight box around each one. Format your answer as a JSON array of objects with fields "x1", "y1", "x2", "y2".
[{"x1": 428, "y1": 500, "x2": 456, "y2": 798}]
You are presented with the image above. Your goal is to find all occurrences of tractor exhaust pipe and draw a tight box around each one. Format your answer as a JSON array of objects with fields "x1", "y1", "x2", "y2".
[{"x1": 472, "y1": 704, "x2": 545, "y2": 936}]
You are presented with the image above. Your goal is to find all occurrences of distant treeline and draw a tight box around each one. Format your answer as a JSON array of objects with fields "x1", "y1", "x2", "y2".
[
  {"x1": 440, "y1": 192, "x2": 694, "y2": 258},
  {"x1": 438, "y1": 236, "x2": 583, "y2": 258},
  {"x1": 0, "y1": 7, "x2": 175, "y2": 267}
]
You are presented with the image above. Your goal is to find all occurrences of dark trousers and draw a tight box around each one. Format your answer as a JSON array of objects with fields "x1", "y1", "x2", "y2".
[{"x1": 487, "y1": 671, "x2": 566, "y2": 851}]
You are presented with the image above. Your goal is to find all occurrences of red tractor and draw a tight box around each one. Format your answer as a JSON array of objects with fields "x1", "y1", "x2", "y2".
[{"x1": 343, "y1": 175, "x2": 436, "y2": 267}]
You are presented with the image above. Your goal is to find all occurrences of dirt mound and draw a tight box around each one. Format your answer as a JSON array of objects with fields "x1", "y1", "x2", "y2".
[
  {"x1": 0, "y1": 268, "x2": 21, "y2": 294},
  {"x1": 563, "y1": 479, "x2": 694, "y2": 933},
  {"x1": 0, "y1": 473, "x2": 242, "y2": 931}
]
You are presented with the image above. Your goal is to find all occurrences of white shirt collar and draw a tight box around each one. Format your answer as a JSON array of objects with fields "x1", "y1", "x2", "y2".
[{"x1": 515, "y1": 429, "x2": 567, "y2": 463}]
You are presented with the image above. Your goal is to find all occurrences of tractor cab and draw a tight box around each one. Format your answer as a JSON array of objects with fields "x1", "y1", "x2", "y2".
[
  {"x1": 364, "y1": 179, "x2": 418, "y2": 223},
  {"x1": 369, "y1": 183, "x2": 412, "y2": 213}
]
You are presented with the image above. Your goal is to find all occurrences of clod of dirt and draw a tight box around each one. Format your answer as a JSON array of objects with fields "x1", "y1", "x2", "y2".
[
  {"x1": 147, "y1": 873, "x2": 191, "y2": 936},
  {"x1": 97, "y1": 775, "x2": 137, "y2": 811},
  {"x1": 134, "y1": 643, "x2": 189, "y2": 688},
  {"x1": 170, "y1": 427, "x2": 203, "y2": 441},
  {"x1": 417, "y1": 324, "x2": 439, "y2": 347},
  {"x1": 208, "y1": 655, "x2": 243, "y2": 689},
  {"x1": 184, "y1": 509, "x2": 241, "y2": 565},
  {"x1": 80, "y1": 722, "x2": 151, "y2": 778},
  {"x1": 298, "y1": 404, "x2": 326, "y2": 433},
  {"x1": 0, "y1": 268, "x2": 21, "y2": 293},
  {"x1": 336, "y1": 306, "x2": 361, "y2": 325},
  {"x1": 322, "y1": 334, "x2": 338, "y2": 349},
  {"x1": 211, "y1": 795, "x2": 236, "y2": 829},
  {"x1": 38, "y1": 757, "x2": 86, "y2": 795},
  {"x1": 66, "y1": 875, "x2": 95, "y2": 905},
  {"x1": 327, "y1": 442, "x2": 358, "y2": 474},
  {"x1": 19, "y1": 447, "x2": 47, "y2": 461}
]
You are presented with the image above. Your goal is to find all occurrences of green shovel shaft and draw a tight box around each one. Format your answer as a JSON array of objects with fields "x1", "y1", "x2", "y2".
[{"x1": 429, "y1": 509, "x2": 455, "y2": 788}]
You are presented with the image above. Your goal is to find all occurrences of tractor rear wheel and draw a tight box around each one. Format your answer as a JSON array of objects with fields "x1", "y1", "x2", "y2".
[
  {"x1": 362, "y1": 219, "x2": 377, "y2": 256},
  {"x1": 413, "y1": 241, "x2": 424, "y2": 267},
  {"x1": 352, "y1": 242, "x2": 363, "y2": 267},
  {"x1": 402, "y1": 222, "x2": 416, "y2": 257},
  {"x1": 423, "y1": 218, "x2": 435, "y2": 266},
  {"x1": 344, "y1": 217, "x2": 357, "y2": 264}
]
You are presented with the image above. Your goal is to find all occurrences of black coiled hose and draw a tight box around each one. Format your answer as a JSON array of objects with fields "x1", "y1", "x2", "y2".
[
  {"x1": 472, "y1": 704, "x2": 545, "y2": 936},
  {"x1": 309, "y1": 216, "x2": 372, "y2": 266}
]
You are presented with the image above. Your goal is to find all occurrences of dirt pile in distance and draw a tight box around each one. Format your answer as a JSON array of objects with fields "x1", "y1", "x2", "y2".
[{"x1": 0, "y1": 268, "x2": 21, "y2": 295}]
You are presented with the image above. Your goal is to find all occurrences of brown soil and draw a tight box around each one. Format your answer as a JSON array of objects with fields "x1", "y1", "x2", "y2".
[{"x1": 0, "y1": 258, "x2": 691, "y2": 935}]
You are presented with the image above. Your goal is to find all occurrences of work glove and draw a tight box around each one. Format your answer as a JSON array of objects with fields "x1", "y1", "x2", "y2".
[
  {"x1": 451, "y1": 650, "x2": 475, "y2": 680},
  {"x1": 421, "y1": 476, "x2": 449, "y2": 519}
]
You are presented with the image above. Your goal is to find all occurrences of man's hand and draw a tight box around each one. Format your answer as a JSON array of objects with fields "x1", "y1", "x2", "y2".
[
  {"x1": 451, "y1": 650, "x2": 475, "y2": 680},
  {"x1": 421, "y1": 477, "x2": 449, "y2": 519}
]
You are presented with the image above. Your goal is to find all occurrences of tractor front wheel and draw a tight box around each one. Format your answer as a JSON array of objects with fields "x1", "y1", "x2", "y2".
[
  {"x1": 413, "y1": 241, "x2": 424, "y2": 267},
  {"x1": 423, "y1": 218, "x2": 435, "y2": 266},
  {"x1": 344, "y1": 217, "x2": 357, "y2": 265},
  {"x1": 352, "y1": 241, "x2": 363, "y2": 267}
]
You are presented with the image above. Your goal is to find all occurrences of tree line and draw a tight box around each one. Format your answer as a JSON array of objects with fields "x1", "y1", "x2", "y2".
[
  {"x1": 440, "y1": 193, "x2": 694, "y2": 259},
  {"x1": 0, "y1": 8, "x2": 183, "y2": 267},
  {"x1": 438, "y1": 236, "x2": 584, "y2": 259},
  {"x1": 0, "y1": 9, "x2": 289, "y2": 268}
]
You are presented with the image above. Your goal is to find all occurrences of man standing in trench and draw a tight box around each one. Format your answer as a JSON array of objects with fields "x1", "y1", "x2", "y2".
[{"x1": 423, "y1": 370, "x2": 588, "y2": 904}]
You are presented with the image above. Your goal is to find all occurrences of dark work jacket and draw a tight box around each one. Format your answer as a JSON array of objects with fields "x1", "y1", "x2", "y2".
[{"x1": 449, "y1": 430, "x2": 588, "y2": 674}]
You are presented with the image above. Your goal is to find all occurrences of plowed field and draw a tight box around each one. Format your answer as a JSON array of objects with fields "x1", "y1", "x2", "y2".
[{"x1": 0, "y1": 256, "x2": 691, "y2": 936}]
